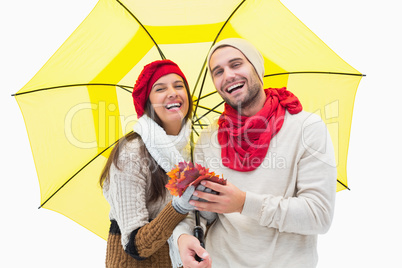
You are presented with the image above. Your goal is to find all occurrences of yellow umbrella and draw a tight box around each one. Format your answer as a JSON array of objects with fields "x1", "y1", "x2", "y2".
[{"x1": 13, "y1": 0, "x2": 363, "y2": 240}]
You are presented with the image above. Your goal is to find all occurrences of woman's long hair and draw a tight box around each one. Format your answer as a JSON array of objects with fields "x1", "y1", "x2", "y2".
[{"x1": 100, "y1": 81, "x2": 193, "y2": 203}]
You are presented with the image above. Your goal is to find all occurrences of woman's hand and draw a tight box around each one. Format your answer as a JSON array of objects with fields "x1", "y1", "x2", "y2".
[{"x1": 171, "y1": 186, "x2": 196, "y2": 214}]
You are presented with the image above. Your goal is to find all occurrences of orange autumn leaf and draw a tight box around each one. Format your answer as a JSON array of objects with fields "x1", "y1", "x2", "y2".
[{"x1": 165, "y1": 161, "x2": 226, "y2": 197}]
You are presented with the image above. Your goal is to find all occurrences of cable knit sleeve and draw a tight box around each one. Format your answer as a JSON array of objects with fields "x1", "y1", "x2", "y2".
[
  {"x1": 103, "y1": 138, "x2": 188, "y2": 260},
  {"x1": 104, "y1": 138, "x2": 150, "y2": 249},
  {"x1": 241, "y1": 113, "x2": 337, "y2": 235},
  {"x1": 129, "y1": 201, "x2": 187, "y2": 258}
]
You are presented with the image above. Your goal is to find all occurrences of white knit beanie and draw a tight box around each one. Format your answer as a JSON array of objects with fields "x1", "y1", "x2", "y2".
[{"x1": 207, "y1": 38, "x2": 265, "y2": 83}]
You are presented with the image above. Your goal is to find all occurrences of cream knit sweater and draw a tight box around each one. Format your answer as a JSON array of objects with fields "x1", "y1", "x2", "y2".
[
  {"x1": 173, "y1": 111, "x2": 337, "y2": 268},
  {"x1": 103, "y1": 138, "x2": 171, "y2": 248}
]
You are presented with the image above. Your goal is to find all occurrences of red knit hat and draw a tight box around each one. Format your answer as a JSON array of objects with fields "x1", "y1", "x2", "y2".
[{"x1": 132, "y1": 59, "x2": 188, "y2": 118}]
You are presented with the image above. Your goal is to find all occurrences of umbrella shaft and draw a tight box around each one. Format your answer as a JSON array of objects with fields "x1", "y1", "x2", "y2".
[{"x1": 194, "y1": 226, "x2": 205, "y2": 262}]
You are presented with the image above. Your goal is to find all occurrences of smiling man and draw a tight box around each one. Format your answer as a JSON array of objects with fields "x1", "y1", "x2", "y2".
[
  {"x1": 173, "y1": 38, "x2": 337, "y2": 268},
  {"x1": 209, "y1": 45, "x2": 266, "y2": 116}
]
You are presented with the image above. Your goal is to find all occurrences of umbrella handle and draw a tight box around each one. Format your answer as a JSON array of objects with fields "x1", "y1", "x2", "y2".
[{"x1": 193, "y1": 210, "x2": 205, "y2": 262}]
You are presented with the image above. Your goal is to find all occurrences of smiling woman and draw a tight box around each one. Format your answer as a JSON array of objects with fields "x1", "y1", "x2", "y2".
[
  {"x1": 98, "y1": 59, "x2": 198, "y2": 267},
  {"x1": 149, "y1": 73, "x2": 190, "y2": 135}
]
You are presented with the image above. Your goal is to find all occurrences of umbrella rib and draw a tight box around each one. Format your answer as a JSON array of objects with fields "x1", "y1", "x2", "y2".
[
  {"x1": 38, "y1": 132, "x2": 130, "y2": 209},
  {"x1": 191, "y1": 126, "x2": 200, "y2": 137},
  {"x1": 264, "y1": 71, "x2": 365, "y2": 77},
  {"x1": 196, "y1": 105, "x2": 222, "y2": 115},
  {"x1": 192, "y1": 0, "x2": 246, "y2": 120},
  {"x1": 191, "y1": 62, "x2": 208, "y2": 98},
  {"x1": 12, "y1": 83, "x2": 133, "y2": 97},
  {"x1": 191, "y1": 0, "x2": 247, "y2": 92},
  {"x1": 192, "y1": 68, "x2": 209, "y2": 122},
  {"x1": 193, "y1": 123, "x2": 209, "y2": 127},
  {"x1": 337, "y1": 179, "x2": 350, "y2": 191},
  {"x1": 115, "y1": 0, "x2": 165, "y2": 60},
  {"x1": 211, "y1": 0, "x2": 247, "y2": 45},
  {"x1": 194, "y1": 101, "x2": 225, "y2": 124},
  {"x1": 193, "y1": 91, "x2": 219, "y2": 102},
  {"x1": 192, "y1": 114, "x2": 205, "y2": 130},
  {"x1": 116, "y1": 85, "x2": 133, "y2": 94}
]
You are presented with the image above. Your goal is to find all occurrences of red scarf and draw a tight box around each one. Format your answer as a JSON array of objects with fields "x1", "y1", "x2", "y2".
[{"x1": 217, "y1": 87, "x2": 302, "y2": 172}]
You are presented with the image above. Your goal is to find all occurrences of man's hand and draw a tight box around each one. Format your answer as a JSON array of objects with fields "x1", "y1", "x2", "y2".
[
  {"x1": 191, "y1": 181, "x2": 246, "y2": 214},
  {"x1": 178, "y1": 234, "x2": 212, "y2": 268}
]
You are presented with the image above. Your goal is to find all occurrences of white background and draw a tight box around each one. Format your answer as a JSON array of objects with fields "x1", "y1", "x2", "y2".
[{"x1": 1, "y1": 0, "x2": 401, "y2": 267}]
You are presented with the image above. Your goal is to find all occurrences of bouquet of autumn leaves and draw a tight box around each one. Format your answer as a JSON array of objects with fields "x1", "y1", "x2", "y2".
[{"x1": 165, "y1": 161, "x2": 226, "y2": 197}]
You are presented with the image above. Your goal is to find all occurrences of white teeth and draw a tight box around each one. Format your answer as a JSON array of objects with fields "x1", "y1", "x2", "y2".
[
  {"x1": 227, "y1": 83, "x2": 244, "y2": 93},
  {"x1": 166, "y1": 103, "x2": 181, "y2": 109}
]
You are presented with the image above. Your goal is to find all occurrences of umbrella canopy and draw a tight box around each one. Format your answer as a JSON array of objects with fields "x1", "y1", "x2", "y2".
[{"x1": 13, "y1": 0, "x2": 362, "y2": 240}]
